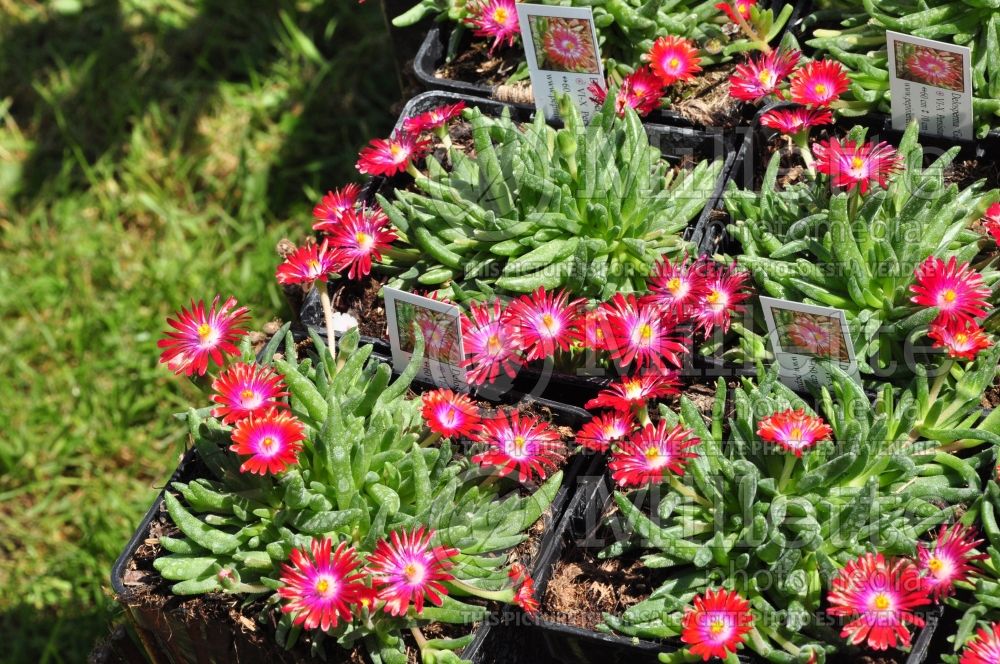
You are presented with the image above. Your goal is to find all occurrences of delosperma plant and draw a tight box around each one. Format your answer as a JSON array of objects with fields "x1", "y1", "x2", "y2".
[
  {"x1": 588, "y1": 365, "x2": 1000, "y2": 663},
  {"x1": 392, "y1": 0, "x2": 792, "y2": 86},
  {"x1": 719, "y1": 121, "x2": 1000, "y2": 379},
  {"x1": 368, "y1": 96, "x2": 723, "y2": 302},
  {"x1": 154, "y1": 294, "x2": 567, "y2": 662},
  {"x1": 801, "y1": 0, "x2": 1000, "y2": 137}
]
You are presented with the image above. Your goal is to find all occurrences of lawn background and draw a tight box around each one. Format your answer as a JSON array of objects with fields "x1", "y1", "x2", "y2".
[{"x1": 0, "y1": 1, "x2": 399, "y2": 661}]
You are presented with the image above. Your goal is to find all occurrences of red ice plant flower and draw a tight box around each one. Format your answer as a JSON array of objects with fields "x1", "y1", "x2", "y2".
[
  {"x1": 602, "y1": 294, "x2": 688, "y2": 371},
  {"x1": 960, "y1": 623, "x2": 1000, "y2": 664},
  {"x1": 827, "y1": 552, "x2": 931, "y2": 651},
  {"x1": 928, "y1": 320, "x2": 992, "y2": 361},
  {"x1": 692, "y1": 262, "x2": 750, "y2": 337},
  {"x1": 158, "y1": 295, "x2": 250, "y2": 376},
  {"x1": 367, "y1": 527, "x2": 459, "y2": 616},
  {"x1": 581, "y1": 308, "x2": 611, "y2": 351},
  {"x1": 421, "y1": 388, "x2": 482, "y2": 439},
  {"x1": 917, "y1": 523, "x2": 986, "y2": 600},
  {"x1": 813, "y1": 138, "x2": 902, "y2": 194},
  {"x1": 585, "y1": 374, "x2": 681, "y2": 411},
  {"x1": 402, "y1": 101, "x2": 466, "y2": 135},
  {"x1": 648, "y1": 36, "x2": 702, "y2": 87},
  {"x1": 323, "y1": 207, "x2": 396, "y2": 280},
  {"x1": 789, "y1": 60, "x2": 849, "y2": 107},
  {"x1": 728, "y1": 49, "x2": 800, "y2": 102},
  {"x1": 543, "y1": 20, "x2": 596, "y2": 71},
  {"x1": 590, "y1": 67, "x2": 664, "y2": 117},
  {"x1": 356, "y1": 131, "x2": 430, "y2": 177},
  {"x1": 609, "y1": 421, "x2": 700, "y2": 487},
  {"x1": 210, "y1": 362, "x2": 289, "y2": 424},
  {"x1": 715, "y1": 0, "x2": 756, "y2": 24},
  {"x1": 229, "y1": 408, "x2": 306, "y2": 475},
  {"x1": 461, "y1": 300, "x2": 523, "y2": 385},
  {"x1": 507, "y1": 288, "x2": 586, "y2": 361},
  {"x1": 275, "y1": 240, "x2": 343, "y2": 286},
  {"x1": 680, "y1": 588, "x2": 753, "y2": 662},
  {"x1": 756, "y1": 408, "x2": 833, "y2": 457},
  {"x1": 576, "y1": 411, "x2": 634, "y2": 452},
  {"x1": 312, "y1": 184, "x2": 362, "y2": 232},
  {"x1": 982, "y1": 203, "x2": 1000, "y2": 244},
  {"x1": 910, "y1": 256, "x2": 992, "y2": 326},
  {"x1": 278, "y1": 538, "x2": 368, "y2": 631},
  {"x1": 643, "y1": 254, "x2": 706, "y2": 317},
  {"x1": 513, "y1": 576, "x2": 540, "y2": 615},
  {"x1": 760, "y1": 106, "x2": 833, "y2": 134},
  {"x1": 471, "y1": 410, "x2": 565, "y2": 482},
  {"x1": 468, "y1": 0, "x2": 519, "y2": 54}
]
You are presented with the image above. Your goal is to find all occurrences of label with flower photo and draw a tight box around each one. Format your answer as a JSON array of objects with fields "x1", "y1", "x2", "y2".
[
  {"x1": 515, "y1": 3, "x2": 604, "y2": 123},
  {"x1": 886, "y1": 31, "x2": 973, "y2": 141},
  {"x1": 384, "y1": 288, "x2": 467, "y2": 391},
  {"x1": 759, "y1": 297, "x2": 862, "y2": 393}
]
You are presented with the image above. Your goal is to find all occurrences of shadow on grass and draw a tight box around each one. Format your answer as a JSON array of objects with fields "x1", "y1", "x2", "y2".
[
  {"x1": 0, "y1": 603, "x2": 119, "y2": 663},
  {"x1": 0, "y1": 0, "x2": 399, "y2": 211}
]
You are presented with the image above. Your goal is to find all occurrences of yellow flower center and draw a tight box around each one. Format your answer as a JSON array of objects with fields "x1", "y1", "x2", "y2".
[
  {"x1": 706, "y1": 290, "x2": 721, "y2": 304},
  {"x1": 955, "y1": 333, "x2": 968, "y2": 344},
  {"x1": 487, "y1": 334, "x2": 502, "y2": 353},
  {"x1": 240, "y1": 389, "x2": 255, "y2": 401},
  {"x1": 789, "y1": 427, "x2": 802, "y2": 440},
  {"x1": 403, "y1": 562, "x2": 424, "y2": 583},
  {"x1": 261, "y1": 436, "x2": 276, "y2": 450},
  {"x1": 308, "y1": 259, "x2": 320, "y2": 271},
  {"x1": 638, "y1": 323, "x2": 654, "y2": 341},
  {"x1": 197, "y1": 323, "x2": 213, "y2": 341},
  {"x1": 669, "y1": 57, "x2": 680, "y2": 69},
  {"x1": 873, "y1": 593, "x2": 891, "y2": 611},
  {"x1": 709, "y1": 618, "x2": 726, "y2": 635},
  {"x1": 624, "y1": 379, "x2": 642, "y2": 399},
  {"x1": 513, "y1": 435, "x2": 527, "y2": 454},
  {"x1": 541, "y1": 313, "x2": 557, "y2": 332},
  {"x1": 666, "y1": 277, "x2": 682, "y2": 293},
  {"x1": 942, "y1": 289, "x2": 957, "y2": 303},
  {"x1": 850, "y1": 156, "x2": 865, "y2": 170},
  {"x1": 389, "y1": 143, "x2": 404, "y2": 157},
  {"x1": 493, "y1": 7, "x2": 508, "y2": 23},
  {"x1": 644, "y1": 446, "x2": 661, "y2": 461},
  {"x1": 758, "y1": 69, "x2": 774, "y2": 86},
  {"x1": 355, "y1": 231, "x2": 373, "y2": 248},
  {"x1": 315, "y1": 578, "x2": 331, "y2": 595},
  {"x1": 814, "y1": 83, "x2": 827, "y2": 96},
  {"x1": 928, "y1": 557, "x2": 943, "y2": 573},
  {"x1": 739, "y1": 3, "x2": 749, "y2": 14}
]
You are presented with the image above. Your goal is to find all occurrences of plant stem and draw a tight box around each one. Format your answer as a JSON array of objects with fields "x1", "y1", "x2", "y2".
[
  {"x1": 637, "y1": 403, "x2": 651, "y2": 426},
  {"x1": 733, "y1": 12, "x2": 771, "y2": 54},
  {"x1": 777, "y1": 454, "x2": 797, "y2": 493},
  {"x1": 669, "y1": 476, "x2": 712, "y2": 509},
  {"x1": 421, "y1": 431, "x2": 442, "y2": 448},
  {"x1": 411, "y1": 626, "x2": 429, "y2": 650},
  {"x1": 926, "y1": 359, "x2": 953, "y2": 408},
  {"x1": 318, "y1": 282, "x2": 338, "y2": 365},
  {"x1": 447, "y1": 578, "x2": 515, "y2": 603},
  {"x1": 406, "y1": 162, "x2": 423, "y2": 180}
]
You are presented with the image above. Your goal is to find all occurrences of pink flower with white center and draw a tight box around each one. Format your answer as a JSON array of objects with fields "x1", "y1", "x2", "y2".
[
  {"x1": 960, "y1": 623, "x2": 1000, "y2": 664},
  {"x1": 421, "y1": 389, "x2": 482, "y2": 439},
  {"x1": 910, "y1": 256, "x2": 992, "y2": 326},
  {"x1": 312, "y1": 184, "x2": 362, "y2": 232},
  {"x1": 543, "y1": 20, "x2": 598, "y2": 72},
  {"x1": 507, "y1": 288, "x2": 586, "y2": 361},
  {"x1": 402, "y1": 102, "x2": 466, "y2": 135},
  {"x1": 760, "y1": 106, "x2": 833, "y2": 134},
  {"x1": 906, "y1": 48, "x2": 963, "y2": 90},
  {"x1": 323, "y1": 207, "x2": 396, "y2": 280},
  {"x1": 229, "y1": 408, "x2": 306, "y2": 475},
  {"x1": 356, "y1": 131, "x2": 430, "y2": 177},
  {"x1": 600, "y1": 67, "x2": 664, "y2": 117},
  {"x1": 468, "y1": 0, "x2": 519, "y2": 54},
  {"x1": 461, "y1": 300, "x2": 523, "y2": 385},
  {"x1": 275, "y1": 240, "x2": 343, "y2": 286},
  {"x1": 827, "y1": 552, "x2": 931, "y2": 651},
  {"x1": 756, "y1": 408, "x2": 832, "y2": 458},
  {"x1": 982, "y1": 203, "x2": 1000, "y2": 244},
  {"x1": 366, "y1": 527, "x2": 459, "y2": 616},
  {"x1": 649, "y1": 36, "x2": 702, "y2": 87},
  {"x1": 715, "y1": 0, "x2": 757, "y2": 24},
  {"x1": 643, "y1": 254, "x2": 706, "y2": 317},
  {"x1": 728, "y1": 49, "x2": 800, "y2": 102},
  {"x1": 576, "y1": 412, "x2": 634, "y2": 452},
  {"x1": 692, "y1": 263, "x2": 750, "y2": 337},
  {"x1": 813, "y1": 138, "x2": 902, "y2": 194},
  {"x1": 471, "y1": 410, "x2": 565, "y2": 482},
  {"x1": 917, "y1": 523, "x2": 986, "y2": 600},
  {"x1": 928, "y1": 320, "x2": 992, "y2": 361},
  {"x1": 278, "y1": 538, "x2": 368, "y2": 631},
  {"x1": 158, "y1": 295, "x2": 250, "y2": 376},
  {"x1": 789, "y1": 59, "x2": 849, "y2": 107},
  {"x1": 581, "y1": 307, "x2": 611, "y2": 351},
  {"x1": 584, "y1": 374, "x2": 681, "y2": 411},
  {"x1": 210, "y1": 362, "x2": 289, "y2": 424},
  {"x1": 609, "y1": 421, "x2": 700, "y2": 487},
  {"x1": 680, "y1": 588, "x2": 754, "y2": 661},
  {"x1": 602, "y1": 294, "x2": 688, "y2": 371}
]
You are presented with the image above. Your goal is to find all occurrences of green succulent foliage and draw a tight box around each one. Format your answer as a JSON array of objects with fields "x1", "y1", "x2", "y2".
[
  {"x1": 154, "y1": 328, "x2": 563, "y2": 664},
  {"x1": 598, "y1": 365, "x2": 997, "y2": 663},
  {"x1": 393, "y1": 0, "x2": 792, "y2": 78},
  {"x1": 721, "y1": 121, "x2": 1000, "y2": 376},
  {"x1": 378, "y1": 96, "x2": 723, "y2": 301},
  {"x1": 801, "y1": 0, "x2": 1000, "y2": 137}
]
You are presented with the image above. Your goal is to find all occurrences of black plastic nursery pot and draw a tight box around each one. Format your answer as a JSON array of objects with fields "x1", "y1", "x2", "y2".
[
  {"x1": 410, "y1": 0, "x2": 807, "y2": 131},
  {"x1": 299, "y1": 90, "x2": 743, "y2": 408},
  {"x1": 110, "y1": 371, "x2": 599, "y2": 664},
  {"x1": 486, "y1": 467, "x2": 942, "y2": 664}
]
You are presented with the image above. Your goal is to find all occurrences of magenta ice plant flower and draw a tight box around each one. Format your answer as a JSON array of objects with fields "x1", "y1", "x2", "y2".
[
  {"x1": 157, "y1": 295, "x2": 250, "y2": 376},
  {"x1": 366, "y1": 527, "x2": 459, "y2": 616},
  {"x1": 210, "y1": 362, "x2": 289, "y2": 424},
  {"x1": 278, "y1": 538, "x2": 368, "y2": 631},
  {"x1": 506, "y1": 287, "x2": 586, "y2": 361},
  {"x1": 460, "y1": 300, "x2": 523, "y2": 385},
  {"x1": 471, "y1": 410, "x2": 565, "y2": 482}
]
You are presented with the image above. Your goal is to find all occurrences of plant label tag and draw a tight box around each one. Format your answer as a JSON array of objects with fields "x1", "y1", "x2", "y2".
[
  {"x1": 886, "y1": 31, "x2": 974, "y2": 141},
  {"x1": 515, "y1": 3, "x2": 604, "y2": 124},
  {"x1": 384, "y1": 287, "x2": 467, "y2": 391},
  {"x1": 759, "y1": 297, "x2": 862, "y2": 393}
]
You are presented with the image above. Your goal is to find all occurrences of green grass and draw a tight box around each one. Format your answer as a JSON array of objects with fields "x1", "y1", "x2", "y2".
[{"x1": 0, "y1": 1, "x2": 399, "y2": 661}]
